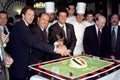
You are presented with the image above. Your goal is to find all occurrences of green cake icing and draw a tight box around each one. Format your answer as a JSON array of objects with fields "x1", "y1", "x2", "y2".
[{"x1": 41, "y1": 56, "x2": 112, "y2": 78}]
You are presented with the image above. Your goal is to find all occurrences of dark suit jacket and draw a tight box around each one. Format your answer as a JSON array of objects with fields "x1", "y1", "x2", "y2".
[
  {"x1": 29, "y1": 23, "x2": 48, "y2": 64},
  {"x1": 48, "y1": 22, "x2": 76, "y2": 57},
  {"x1": 83, "y1": 25, "x2": 102, "y2": 56},
  {"x1": 101, "y1": 26, "x2": 120, "y2": 59},
  {"x1": 10, "y1": 20, "x2": 54, "y2": 79}
]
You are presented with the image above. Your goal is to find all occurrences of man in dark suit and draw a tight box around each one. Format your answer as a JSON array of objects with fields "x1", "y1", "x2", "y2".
[
  {"x1": 83, "y1": 15, "x2": 106, "y2": 56},
  {"x1": 29, "y1": 12, "x2": 50, "y2": 64},
  {"x1": 9, "y1": 7, "x2": 70, "y2": 80},
  {"x1": 48, "y1": 8, "x2": 76, "y2": 59},
  {"x1": 101, "y1": 14, "x2": 120, "y2": 60},
  {"x1": 0, "y1": 36, "x2": 13, "y2": 80}
]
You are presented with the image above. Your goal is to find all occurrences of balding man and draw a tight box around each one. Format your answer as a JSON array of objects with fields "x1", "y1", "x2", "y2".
[{"x1": 83, "y1": 15, "x2": 106, "y2": 56}]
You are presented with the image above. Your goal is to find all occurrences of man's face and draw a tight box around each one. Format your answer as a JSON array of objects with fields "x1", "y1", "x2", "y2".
[
  {"x1": 68, "y1": 5, "x2": 75, "y2": 16},
  {"x1": 86, "y1": 14, "x2": 94, "y2": 23},
  {"x1": 76, "y1": 13, "x2": 84, "y2": 23},
  {"x1": 110, "y1": 14, "x2": 119, "y2": 26},
  {"x1": 96, "y1": 16, "x2": 106, "y2": 29},
  {"x1": 0, "y1": 13, "x2": 7, "y2": 26},
  {"x1": 22, "y1": 9, "x2": 35, "y2": 24},
  {"x1": 57, "y1": 12, "x2": 67, "y2": 24},
  {"x1": 38, "y1": 14, "x2": 50, "y2": 29},
  {"x1": 47, "y1": 13, "x2": 55, "y2": 22}
]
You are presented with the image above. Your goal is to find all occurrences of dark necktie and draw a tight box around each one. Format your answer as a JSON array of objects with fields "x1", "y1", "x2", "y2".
[
  {"x1": 43, "y1": 29, "x2": 47, "y2": 42},
  {"x1": 0, "y1": 56, "x2": 1, "y2": 62},
  {"x1": 61, "y1": 26, "x2": 67, "y2": 44},
  {"x1": 111, "y1": 27, "x2": 116, "y2": 51},
  {"x1": 4, "y1": 27, "x2": 8, "y2": 35},
  {"x1": 98, "y1": 29, "x2": 101, "y2": 45},
  {"x1": 61, "y1": 26, "x2": 66, "y2": 38}
]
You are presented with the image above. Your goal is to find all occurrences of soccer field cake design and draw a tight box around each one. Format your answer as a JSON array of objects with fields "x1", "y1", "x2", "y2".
[
  {"x1": 69, "y1": 57, "x2": 87, "y2": 68},
  {"x1": 29, "y1": 56, "x2": 120, "y2": 80}
]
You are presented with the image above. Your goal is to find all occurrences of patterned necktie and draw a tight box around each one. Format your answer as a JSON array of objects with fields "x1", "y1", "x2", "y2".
[
  {"x1": 111, "y1": 27, "x2": 116, "y2": 51},
  {"x1": 98, "y1": 29, "x2": 101, "y2": 44}
]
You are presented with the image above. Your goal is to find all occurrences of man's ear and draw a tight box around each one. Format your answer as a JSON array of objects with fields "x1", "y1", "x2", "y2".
[{"x1": 22, "y1": 14, "x2": 25, "y2": 18}]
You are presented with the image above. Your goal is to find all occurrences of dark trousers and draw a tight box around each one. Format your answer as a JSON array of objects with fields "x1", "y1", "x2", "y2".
[
  {"x1": 10, "y1": 70, "x2": 36, "y2": 80},
  {"x1": 10, "y1": 75, "x2": 28, "y2": 80},
  {"x1": 0, "y1": 69, "x2": 6, "y2": 80}
]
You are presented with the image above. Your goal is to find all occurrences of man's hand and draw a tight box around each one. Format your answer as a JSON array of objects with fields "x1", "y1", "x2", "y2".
[
  {"x1": 55, "y1": 45, "x2": 70, "y2": 56},
  {"x1": 110, "y1": 55, "x2": 115, "y2": 60},
  {"x1": 5, "y1": 55, "x2": 13, "y2": 68},
  {"x1": 65, "y1": 49, "x2": 71, "y2": 56},
  {"x1": 1, "y1": 32, "x2": 9, "y2": 43}
]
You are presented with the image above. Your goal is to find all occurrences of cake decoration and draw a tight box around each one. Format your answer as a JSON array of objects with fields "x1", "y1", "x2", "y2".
[{"x1": 69, "y1": 57, "x2": 87, "y2": 68}]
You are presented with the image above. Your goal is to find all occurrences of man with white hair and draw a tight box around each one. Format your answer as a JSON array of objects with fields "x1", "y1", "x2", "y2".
[{"x1": 83, "y1": 15, "x2": 106, "y2": 57}]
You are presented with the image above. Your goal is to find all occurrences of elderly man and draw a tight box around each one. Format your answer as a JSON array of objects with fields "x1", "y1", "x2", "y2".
[{"x1": 83, "y1": 15, "x2": 106, "y2": 57}]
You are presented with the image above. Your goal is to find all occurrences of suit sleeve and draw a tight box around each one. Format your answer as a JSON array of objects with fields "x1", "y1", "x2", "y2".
[
  {"x1": 69, "y1": 25, "x2": 76, "y2": 53},
  {"x1": 16, "y1": 23, "x2": 54, "y2": 53},
  {"x1": 48, "y1": 25, "x2": 58, "y2": 45},
  {"x1": 83, "y1": 27, "x2": 91, "y2": 54}
]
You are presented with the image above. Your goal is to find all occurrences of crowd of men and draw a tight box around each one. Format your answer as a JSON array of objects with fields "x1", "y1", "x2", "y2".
[{"x1": 0, "y1": 2, "x2": 120, "y2": 80}]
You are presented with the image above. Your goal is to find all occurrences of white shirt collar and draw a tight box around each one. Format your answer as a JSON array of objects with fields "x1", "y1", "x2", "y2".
[
  {"x1": 0, "y1": 25, "x2": 9, "y2": 33},
  {"x1": 95, "y1": 24, "x2": 102, "y2": 31},
  {"x1": 0, "y1": 25, "x2": 4, "y2": 32},
  {"x1": 37, "y1": 23, "x2": 44, "y2": 31},
  {"x1": 22, "y1": 18, "x2": 29, "y2": 26},
  {"x1": 58, "y1": 22, "x2": 65, "y2": 28}
]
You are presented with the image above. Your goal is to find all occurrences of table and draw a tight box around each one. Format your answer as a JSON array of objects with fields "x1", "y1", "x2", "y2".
[{"x1": 29, "y1": 56, "x2": 120, "y2": 80}]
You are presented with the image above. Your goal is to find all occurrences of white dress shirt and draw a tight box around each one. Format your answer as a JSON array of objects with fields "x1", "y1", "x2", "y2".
[{"x1": 95, "y1": 24, "x2": 102, "y2": 36}]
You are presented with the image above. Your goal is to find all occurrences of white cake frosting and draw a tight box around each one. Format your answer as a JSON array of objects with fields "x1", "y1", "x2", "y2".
[{"x1": 69, "y1": 57, "x2": 87, "y2": 68}]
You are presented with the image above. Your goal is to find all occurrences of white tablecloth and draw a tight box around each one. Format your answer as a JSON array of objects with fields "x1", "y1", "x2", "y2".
[
  {"x1": 30, "y1": 69, "x2": 120, "y2": 80},
  {"x1": 98, "y1": 69, "x2": 120, "y2": 80}
]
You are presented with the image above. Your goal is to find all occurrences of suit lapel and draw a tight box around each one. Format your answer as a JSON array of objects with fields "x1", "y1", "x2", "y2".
[
  {"x1": 116, "y1": 26, "x2": 120, "y2": 48},
  {"x1": 56, "y1": 22, "x2": 66, "y2": 38},
  {"x1": 56, "y1": 23, "x2": 68, "y2": 44}
]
